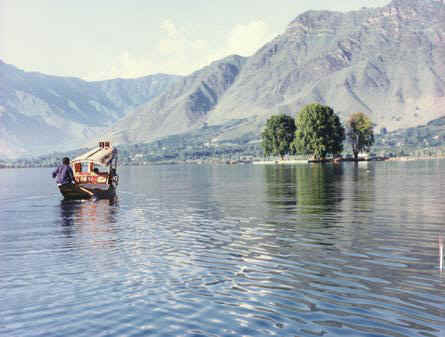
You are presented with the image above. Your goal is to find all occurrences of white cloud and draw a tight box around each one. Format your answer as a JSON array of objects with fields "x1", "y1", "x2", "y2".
[
  {"x1": 83, "y1": 19, "x2": 209, "y2": 80},
  {"x1": 157, "y1": 19, "x2": 209, "y2": 73},
  {"x1": 84, "y1": 51, "x2": 158, "y2": 80},
  {"x1": 84, "y1": 19, "x2": 277, "y2": 80},
  {"x1": 205, "y1": 19, "x2": 277, "y2": 67},
  {"x1": 226, "y1": 20, "x2": 276, "y2": 56},
  {"x1": 160, "y1": 19, "x2": 179, "y2": 38},
  {"x1": 108, "y1": 52, "x2": 155, "y2": 78}
]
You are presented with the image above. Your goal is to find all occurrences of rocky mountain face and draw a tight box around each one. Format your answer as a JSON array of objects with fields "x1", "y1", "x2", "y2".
[
  {"x1": 0, "y1": 60, "x2": 179, "y2": 157},
  {"x1": 104, "y1": 55, "x2": 246, "y2": 144},
  {"x1": 109, "y1": 0, "x2": 445, "y2": 145},
  {"x1": 2, "y1": 0, "x2": 445, "y2": 156},
  {"x1": 207, "y1": 0, "x2": 445, "y2": 137}
]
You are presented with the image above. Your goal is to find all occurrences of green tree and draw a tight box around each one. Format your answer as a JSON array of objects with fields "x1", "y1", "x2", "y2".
[
  {"x1": 346, "y1": 112, "x2": 375, "y2": 161},
  {"x1": 261, "y1": 114, "x2": 296, "y2": 159},
  {"x1": 293, "y1": 103, "x2": 345, "y2": 160}
]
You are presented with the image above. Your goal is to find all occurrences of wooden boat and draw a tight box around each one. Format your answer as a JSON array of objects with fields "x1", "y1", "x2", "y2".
[{"x1": 59, "y1": 141, "x2": 119, "y2": 200}]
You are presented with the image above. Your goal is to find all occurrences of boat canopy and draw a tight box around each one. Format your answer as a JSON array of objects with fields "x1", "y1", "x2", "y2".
[{"x1": 72, "y1": 144, "x2": 117, "y2": 166}]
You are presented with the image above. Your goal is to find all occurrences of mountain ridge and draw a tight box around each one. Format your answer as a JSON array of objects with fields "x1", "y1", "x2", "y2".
[
  {"x1": 2, "y1": 0, "x2": 445, "y2": 157},
  {"x1": 103, "y1": 55, "x2": 246, "y2": 145},
  {"x1": 107, "y1": 0, "x2": 445, "y2": 146},
  {"x1": 0, "y1": 60, "x2": 180, "y2": 157}
]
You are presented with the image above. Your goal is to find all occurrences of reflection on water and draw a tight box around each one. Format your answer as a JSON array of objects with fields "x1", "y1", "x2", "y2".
[
  {"x1": 263, "y1": 164, "x2": 349, "y2": 216},
  {"x1": 0, "y1": 163, "x2": 444, "y2": 337},
  {"x1": 263, "y1": 164, "x2": 346, "y2": 228},
  {"x1": 58, "y1": 198, "x2": 119, "y2": 249},
  {"x1": 296, "y1": 164, "x2": 344, "y2": 215},
  {"x1": 59, "y1": 197, "x2": 118, "y2": 226},
  {"x1": 440, "y1": 235, "x2": 444, "y2": 272}
]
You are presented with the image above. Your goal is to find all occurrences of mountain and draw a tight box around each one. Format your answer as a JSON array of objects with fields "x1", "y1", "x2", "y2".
[
  {"x1": 2, "y1": 0, "x2": 445, "y2": 157},
  {"x1": 109, "y1": 0, "x2": 445, "y2": 145},
  {"x1": 0, "y1": 60, "x2": 179, "y2": 157},
  {"x1": 104, "y1": 55, "x2": 246, "y2": 144},
  {"x1": 209, "y1": 0, "x2": 445, "y2": 130}
]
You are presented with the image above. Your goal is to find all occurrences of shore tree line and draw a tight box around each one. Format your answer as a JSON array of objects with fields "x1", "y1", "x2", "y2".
[{"x1": 261, "y1": 103, "x2": 375, "y2": 160}]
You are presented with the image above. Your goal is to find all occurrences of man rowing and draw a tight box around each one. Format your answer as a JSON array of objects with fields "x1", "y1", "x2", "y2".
[{"x1": 52, "y1": 157, "x2": 75, "y2": 186}]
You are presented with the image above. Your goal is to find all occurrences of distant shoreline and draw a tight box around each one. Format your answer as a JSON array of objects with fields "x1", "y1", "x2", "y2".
[
  {"x1": 1, "y1": 155, "x2": 445, "y2": 169},
  {"x1": 253, "y1": 156, "x2": 445, "y2": 165},
  {"x1": 387, "y1": 156, "x2": 445, "y2": 162}
]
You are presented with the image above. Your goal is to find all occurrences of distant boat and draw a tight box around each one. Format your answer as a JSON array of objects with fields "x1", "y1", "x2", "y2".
[{"x1": 58, "y1": 141, "x2": 119, "y2": 200}]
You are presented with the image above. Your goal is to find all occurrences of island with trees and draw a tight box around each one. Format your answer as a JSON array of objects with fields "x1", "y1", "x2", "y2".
[
  {"x1": 3, "y1": 104, "x2": 445, "y2": 169},
  {"x1": 261, "y1": 114, "x2": 296, "y2": 160},
  {"x1": 346, "y1": 112, "x2": 375, "y2": 161},
  {"x1": 261, "y1": 103, "x2": 376, "y2": 163}
]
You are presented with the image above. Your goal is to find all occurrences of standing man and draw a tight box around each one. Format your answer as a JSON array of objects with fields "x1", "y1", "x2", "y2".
[{"x1": 52, "y1": 157, "x2": 75, "y2": 186}]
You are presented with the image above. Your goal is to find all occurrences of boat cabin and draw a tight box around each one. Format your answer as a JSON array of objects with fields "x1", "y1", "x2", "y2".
[{"x1": 71, "y1": 141, "x2": 118, "y2": 185}]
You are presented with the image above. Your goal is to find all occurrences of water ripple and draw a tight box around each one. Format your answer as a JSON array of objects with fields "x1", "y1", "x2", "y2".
[{"x1": 1, "y1": 163, "x2": 445, "y2": 336}]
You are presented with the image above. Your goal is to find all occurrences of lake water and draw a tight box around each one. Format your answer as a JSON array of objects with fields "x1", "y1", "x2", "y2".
[{"x1": 0, "y1": 161, "x2": 444, "y2": 337}]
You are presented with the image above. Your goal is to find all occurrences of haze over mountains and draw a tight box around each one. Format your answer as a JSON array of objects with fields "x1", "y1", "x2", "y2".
[
  {"x1": 0, "y1": 60, "x2": 179, "y2": 157},
  {"x1": 1, "y1": 0, "x2": 445, "y2": 158}
]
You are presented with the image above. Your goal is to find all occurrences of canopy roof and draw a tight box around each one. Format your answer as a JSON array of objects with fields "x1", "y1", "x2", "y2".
[{"x1": 72, "y1": 146, "x2": 117, "y2": 166}]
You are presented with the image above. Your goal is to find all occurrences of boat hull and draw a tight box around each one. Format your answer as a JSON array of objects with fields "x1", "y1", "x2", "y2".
[{"x1": 58, "y1": 183, "x2": 116, "y2": 200}]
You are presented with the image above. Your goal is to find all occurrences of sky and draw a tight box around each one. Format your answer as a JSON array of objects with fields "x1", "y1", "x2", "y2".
[{"x1": 0, "y1": 0, "x2": 390, "y2": 81}]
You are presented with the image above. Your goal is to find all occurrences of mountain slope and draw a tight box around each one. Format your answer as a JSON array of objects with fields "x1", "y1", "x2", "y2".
[
  {"x1": 0, "y1": 60, "x2": 179, "y2": 157},
  {"x1": 207, "y1": 0, "x2": 445, "y2": 134},
  {"x1": 3, "y1": 0, "x2": 445, "y2": 156},
  {"x1": 108, "y1": 0, "x2": 445, "y2": 146},
  {"x1": 105, "y1": 55, "x2": 246, "y2": 144}
]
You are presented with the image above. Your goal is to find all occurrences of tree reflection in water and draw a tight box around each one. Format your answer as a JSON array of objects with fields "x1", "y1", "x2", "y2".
[
  {"x1": 262, "y1": 163, "x2": 378, "y2": 254},
  {"x1": 263, "y1": 164, "x2": 345, "y2": 217},
  {"x1": 264, "y1": 165, "x2": 297, "y2": 207},
  {"x1": 295, "y1": 164, "x2": 344, "y2": 216},
  {"x1": 263, "y1": 163, "x2": 345, "y2": 230}
]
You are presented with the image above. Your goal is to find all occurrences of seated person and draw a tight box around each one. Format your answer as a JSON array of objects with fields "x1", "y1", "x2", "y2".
[{"x1": 52, "y1": 157, "x2": 75, "y2": 185}]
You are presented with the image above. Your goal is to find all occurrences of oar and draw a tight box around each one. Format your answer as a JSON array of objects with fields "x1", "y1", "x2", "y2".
[{"x1": 78, "y1": 186, "x2": 94, "y2": 197}]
